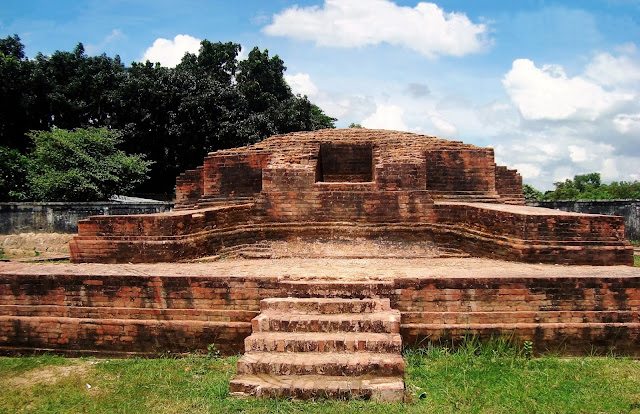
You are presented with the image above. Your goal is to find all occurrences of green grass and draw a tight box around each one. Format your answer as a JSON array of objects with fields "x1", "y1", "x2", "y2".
[
  {"x1": 630, "y1": 240, "x2": 640, "y2": 247},
  {"x1": 2, "y1": 343, "x2": 640, "y2": 414},
  {"x1": 635, "y1": 255, "x2": 640, "y2": 267}
]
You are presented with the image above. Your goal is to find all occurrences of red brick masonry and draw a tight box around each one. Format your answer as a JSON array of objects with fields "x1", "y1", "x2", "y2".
[
  {"x1": 70, "y1": 129, "x2": 632, "y2": 265},
  {"x1": 1, "y1": 259, "x2": 639, "y2": 356}
]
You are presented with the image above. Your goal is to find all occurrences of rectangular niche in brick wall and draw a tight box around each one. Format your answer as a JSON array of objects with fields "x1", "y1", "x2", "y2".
[{"x1": 316, "y1": 143, "x2": 374, "y2": 182}]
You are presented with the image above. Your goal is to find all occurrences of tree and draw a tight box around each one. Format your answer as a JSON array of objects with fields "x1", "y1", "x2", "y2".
[
  {"x1": 542, "y1": 172, "x2": 640, "y2": 200},
  {"x1": 0, "y1": 146, "x2": 29, "y2": 200},
  {"x1": 26, "y1": 127, "x2": 151, "y2": 201},
  {"x1": 0, "y1": 36, "x2": 336, "y2": 195},
  {"x1": 348, "y1": 123, "x2": 364, "y2": 128},
  {"x1": 523, "y1": 183, "x2": 542, "y2": 201},
  {"x1": 0, "y1": 35, "x2": 34, "y2": 151}
]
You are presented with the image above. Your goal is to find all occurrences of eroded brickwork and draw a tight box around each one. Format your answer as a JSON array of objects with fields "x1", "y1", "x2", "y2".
[
  {"x1": 2, "y1": 262, "x2": 639, "y2": 356},
  {"x1": 70, "y1": 129, "x2": 633, "y2": 265},
  {"x1": 495, "y1": 165, "x2": 525, "y2": 204}
]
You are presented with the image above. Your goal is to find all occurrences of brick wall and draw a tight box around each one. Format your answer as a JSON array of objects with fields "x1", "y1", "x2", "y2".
[
  {"x1": 203, "y1": 153, "x2": 269, "y2": 198},
  {"x1": 495, "y1": 165, "x2": 525, "y2": 205},
  {"x1": 433, "y1": 202, "x2": 632, "y2": 265},
  {"x1": 529, "y1": 200, "x2": 640, "y2": 241},
  {"x1": 2, "y1": 266, "x2": 639, "y2": 356},
  {"x1": 425, "y1": 149, "x2": 498, "y2": 197},
  {"x1": 175, "y1": 167, "x2": 204, "y2": 209}
]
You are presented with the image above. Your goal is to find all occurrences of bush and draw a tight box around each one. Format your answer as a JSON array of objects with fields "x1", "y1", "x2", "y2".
[{"x1": 27, "y1": 127, "x2": 152, "y2": 201}]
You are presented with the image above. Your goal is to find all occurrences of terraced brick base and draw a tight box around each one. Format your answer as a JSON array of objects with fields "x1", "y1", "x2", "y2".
[{"x1": 229, "y1": 297, "x2": 405, "y2": 402}]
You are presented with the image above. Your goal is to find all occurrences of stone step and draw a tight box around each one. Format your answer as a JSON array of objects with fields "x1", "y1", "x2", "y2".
[
  {"x1": 260, "y1": 297, "x2": 391, "y2": 314},
  {"x1": 251, "y1": 311, "x2": 401, "y2": 333},
  {"x1": 229, "y1": 374, "x2": 405, "y2": 402},
  {"x1": 244, "y1": 331, "x2": 402, "y2": 353},
  {"x1": 237, "y1": 352, "x2": 404, "y2": 376}
]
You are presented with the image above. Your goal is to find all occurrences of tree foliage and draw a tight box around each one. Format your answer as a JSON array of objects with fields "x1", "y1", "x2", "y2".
[
  {"x1": 0, "y1": 35, "x2": 336, "y2": 198},
  {"x1": 526, "y1": 173, "x2": 640, "y2": 201},
  {"x1": 26, "y1": 127, "x2": 151, "y2": 202},
  {"x1": 0, "y1": 146, "x2": 29, "y2": 200},
  {"x1": 522, "y1": 184, "x2": 543, "y2": 201}
]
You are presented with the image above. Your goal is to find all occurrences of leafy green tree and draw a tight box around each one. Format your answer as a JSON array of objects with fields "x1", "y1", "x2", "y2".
[
  {"x1": 523, "y1": 183, "x2": 543, "y2": 201},
  {"x1": 0, "y1": 36, "x2": 336, "y2": 195},
  {"x1": 543, "y1": 172, "x2": 640, "y2": 200},
  {"x1": 26, "y1": 127, "x2": 151, "y2": 201},
  {"x1": 0, "y1": 35, "x2": 34, "y2": 151},
  {"x1": 348, "y1": 123, "x2": 364, "y2": 128},
  {"x1": 0, "y1": 146, "x2": 30, "y2": 200}
]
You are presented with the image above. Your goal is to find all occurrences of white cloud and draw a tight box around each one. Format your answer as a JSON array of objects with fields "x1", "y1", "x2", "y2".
[
  {"x1": 613, "y1": 113, "x2": 640, "y2": 134},
  {"x1": 427, "y1": 111, "x2": 458, "y2": 139},
  {"x1": 503, "y1": 58, "x2": 633, "y2": 121},
  {"x1": 320, "y1": 94, "x2": 377, "y2": 125},
  {"x1": 263, "y1": 0, "x2": 490, "y2": 58},
  {"x1": 512, "y1": 163, "x2": 542, "y2": 180},
  {"x1": 584, "y1": 50, "x2": 640, "y2": 87},
  {"x1": 362, "y1": 104, "x2": 408, "y2": 130},
  {"x1": 141, "y1": 34, "x2": 201, "y2": 67},
  {"x1": 568, "y1": 145, "x2": 589, "y2": 163},
  {"x1": 285, "y1": 73, "x2": 319, "y2": 97}
]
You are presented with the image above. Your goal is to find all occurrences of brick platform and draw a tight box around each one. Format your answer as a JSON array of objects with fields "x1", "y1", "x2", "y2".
[
  {"x1": 69, "y1": 129, "x2": 633, "y2": 266},
  {"x1": 1, "y1": 259, "x2": 639, "y2": 357}
]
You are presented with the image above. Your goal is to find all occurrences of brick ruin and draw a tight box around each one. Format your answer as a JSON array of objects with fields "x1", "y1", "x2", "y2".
[
  {"x1": 70, "y1": 129, "x2": 633, "y2": 265},
  {"x1": 3, "y1": 129, "x2": 638, "y2": 398}
]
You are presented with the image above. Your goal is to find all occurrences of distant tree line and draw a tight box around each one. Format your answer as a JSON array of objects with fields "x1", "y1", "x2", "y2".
[
  {"x1": 0, "y1": 35, "x2": 335, "y2": 200},
  {"x1": 524, "y1": 173, "x2": 640, "y2": 201}
]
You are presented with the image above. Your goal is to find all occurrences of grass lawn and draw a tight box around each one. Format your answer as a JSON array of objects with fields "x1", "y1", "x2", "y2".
[
  {"x1": 635, "y1": 255, "x2": 639, "y2": 267},
  {"x1": 2, "y1": 342, "x2": 640, "y2": 414}
]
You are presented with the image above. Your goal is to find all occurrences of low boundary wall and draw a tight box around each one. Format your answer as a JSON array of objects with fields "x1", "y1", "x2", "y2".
[
  {"x1": 527, "y1": 200, "x2": 640, "y2": 241},
  {"x1": 0, "y1": 201, "x2": 174, "y2": 234}
]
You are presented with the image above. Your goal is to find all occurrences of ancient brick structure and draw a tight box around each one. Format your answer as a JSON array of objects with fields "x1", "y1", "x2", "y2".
[
  {"x1": 2, "y1": 260, "x2": 639, "y2": 357},
  {"x1": 70, "y1": 129, "x2": 633, "y2": 265}
]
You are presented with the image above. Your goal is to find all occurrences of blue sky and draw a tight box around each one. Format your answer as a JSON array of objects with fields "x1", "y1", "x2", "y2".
[{"x1": 2, "y1": 0, "x2": 640, "y2": 190}]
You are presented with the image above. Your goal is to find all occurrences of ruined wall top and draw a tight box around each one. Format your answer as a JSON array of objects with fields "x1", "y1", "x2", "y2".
[{"x1": 207, "y1": 129, "x2": 487, "y2": 167}]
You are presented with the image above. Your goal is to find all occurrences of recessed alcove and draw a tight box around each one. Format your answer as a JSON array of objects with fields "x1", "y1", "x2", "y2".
[{"x1": 315, "y1": 143, "x2": 373, "y2": 182}]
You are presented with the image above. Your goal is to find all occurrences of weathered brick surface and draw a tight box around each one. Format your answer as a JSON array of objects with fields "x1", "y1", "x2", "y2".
[
  {"x1": 1, "y1": 263, "x2": 640, "y2": 356},
  {"x1": 175, "y1": 166, "x2": 204, "y2": 209},
  {"x1": 495, "y1": 165, "x2": 525, "y2": 205},
  {"x1": 70, "y1": 129, "x2": 633, "y2": 265},
  {"x1": 230, "y1": 297, "x2": 405, "y2": 401}
]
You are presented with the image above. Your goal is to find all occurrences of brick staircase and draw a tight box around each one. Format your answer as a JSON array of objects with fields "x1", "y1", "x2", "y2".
[{"x1": 229, "y1": 297, "x2": 405, "y2": 402}]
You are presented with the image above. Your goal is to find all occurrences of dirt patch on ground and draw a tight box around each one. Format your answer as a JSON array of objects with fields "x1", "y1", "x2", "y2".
[
  {"x1": 1, "y1": 233, "x2": 73, "y2": 259},
  {"x1": 269, "y1": 239, "x2": 465, "y2": 259},
  {"x1": 5, "y1": 361, "x2": 92, "y2": 388}
]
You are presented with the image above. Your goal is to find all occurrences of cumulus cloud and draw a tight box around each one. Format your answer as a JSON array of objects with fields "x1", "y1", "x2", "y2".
[
  {"x1": 449, "y1": 47, "x2": 640, "y2": 190},
  {"x1": 503, "y1": 58, "x2": 634, "y2": 121},
  {"x1": 584, "y1": 51, "x2": 640, "y2": 87},
  {"x1": 141, "y1": 34, "x2": 202, "y2": 67},
  {"x1": 362, "y1": 104, "x2": 408, "y2": 130},
  {"x1": 285, "y1": 73, "x2": 319, "y2": 97},
  {"x1": 263, "y1": 0, "x2": 490, "y2": 58}
]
